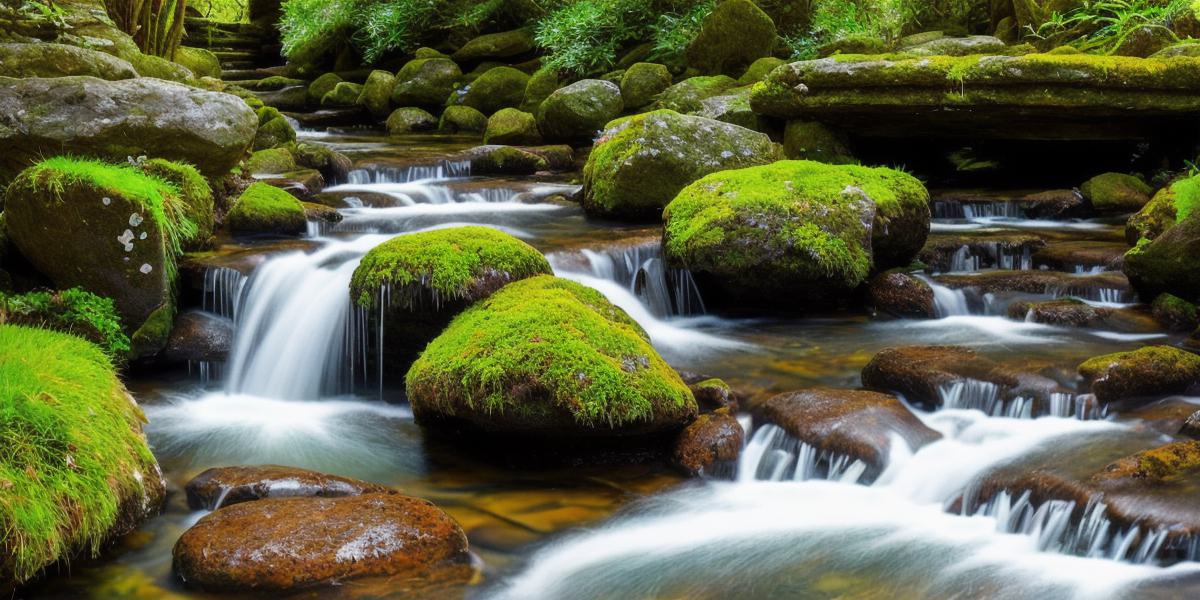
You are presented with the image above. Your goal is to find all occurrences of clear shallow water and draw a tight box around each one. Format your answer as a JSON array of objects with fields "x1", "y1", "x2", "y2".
[{"x1": 27, "y1": 130, "x2": 1198, "y2": 599}]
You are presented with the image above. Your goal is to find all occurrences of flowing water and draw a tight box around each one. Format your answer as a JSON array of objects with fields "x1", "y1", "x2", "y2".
[{"x1": 28, "y1": 130, "x2": 1200, "y2": 599}]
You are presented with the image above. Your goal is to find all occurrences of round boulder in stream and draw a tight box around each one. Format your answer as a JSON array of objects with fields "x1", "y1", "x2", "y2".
[
  {"x1": 184, "y1": 465, "x2": 392, "y2": 510},
  {"x1": 1078, "y1": 345, "x2": 1200, "y2": 404},
  {"x1": 1124, "y1": 212, "x2": 1200, "y2": 302},
  {"x1": 662, "y1": 160, "x2": 930, "y2": 307},
  {"x1": 861, "y1": 346, "x2": 1062, "y2": 412},
  {"x1": 536, "y1": 79, "x2": 624, "y2": 142},
  {"x1": 405, "y1": 275, "x2": 698, "y2": 439},
  {"x1": 351, "y1": 226, "x2": 552, "y2": 376}
]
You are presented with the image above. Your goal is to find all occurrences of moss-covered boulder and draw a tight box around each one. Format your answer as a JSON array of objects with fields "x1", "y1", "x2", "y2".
[
  {"x1": 438, "y1": 105, "x2": 488, "y2": 133},
  {"x1": 291, "y1": 142, "x2": 352, "y2": 183},
  {"x1": 694, "y1": 86, "x2": 762, "y2": 131},
  {"x1": 130, "y1": 53, "x2": 194, "y2": 83},
  {"x1": 1127, "y1": 174, "x2": 1200, "y2": 243},
  {"x1": 582, "y1": 110, "x2": 779, "y2": 220},
  {"x1": 454, "y1": 66, "x2": 529, "y2": 115},
  {"x1": 0, "y1": 288, "x2": 130, "y2": 359},
  {"x1": 452, "y1": 29, "x2": 535, "y2": 62},
  {"x1": 662, "y1": 161, "x2": 929, "y2": 304},
  {"x1": 356, "y1": 69, "x2": 396, "y2": 118},
  {"x1": 1124, "y1": 212, "x2": 1200, "y2": 301},
  {"x1": 684, "y1": 0, "x2": 776, "y2": 77},
  {"x1": 537, "y1": 78, "x2": 625, "y2": 140},
  {"x1": 245, "y1": 147, "x2": 298, "y2": 175},
  {"x1": 385, "y1": 107, "x2": 437, "y2": 134},
  {"x1": 782, "y1": 120, "x2": 854, "y2": 163},
  {"x1": 406, "y1": 275, "x2": 697, "y2": 437},
  {"x1": 0, "y1": 76, "x2": 256, "y2": 179},
  {"x1": 1078, "y1": 345, "x2": 1200, "y2": 403},
  {"x1": 1080, "y1": 172, "x2": 1153, "y2": 214},
  {"x1": 654, "y1": 75, "x2": 737, "y2": 113},
  {"x1": 520, "y1": 66, "x2": 561, "y2": 113},
  {"x1": 4, "y1": 157, "x2": 195, "y2": 348},
  {"x1": 173, "y1": 46, "x2": 221, "y2": 79},
  {"x1": 484, "y1": 108, "x2": 541, "y2": 145},
  {"x1": 307, "y1": 72, "x2": 343, "y2": 105},
  {"x1": 737, "y1": 56, "x2": 785, "y2": 85},
  {"x1": 351, "y1": 226, "x2": 551, "y2": 374},
  {"x1": 619, "y1": 62, "x2": 672, "y2": 109},
  {"x1": 320, "y1": 81, "x2": 363, "y2": 107},
  {"x1": 225, "y1": 182, "x2": 306, "y2": 236},
  {"x1": 252, "y1": 115, "x2": 296, "y2": 151},
  {"x1": 1151, "y1": 293, "x2": 1199, "y2": 331},
  {"x1": 392, "y1": 58, "x2": 462, "y2": 108},
  {"x1": 0, "y1": 42, "x2": 137, "y2": 79},
  {"x1": 461, "y1": 145, "x2": 548, "y2": 175},
  {"x1": 0, "y1": 324, "x2": 165, "y2": 587},
  {"x1": 137, "y1": 158, "x2": 214, "y2": 250}
]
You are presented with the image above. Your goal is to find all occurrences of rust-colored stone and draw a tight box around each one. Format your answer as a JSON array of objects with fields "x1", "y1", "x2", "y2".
[{"x1": 184, "y1": 465, "x2": 392, "y2": 510}]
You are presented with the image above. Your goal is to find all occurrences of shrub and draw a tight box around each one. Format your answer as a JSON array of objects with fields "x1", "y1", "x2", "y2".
[
  {"x1": 0, "y1": 289, "x2": 130, "y2": 359},
  {"x1": 1033, "y1": 0, "x2": 1191, "y2": 54}
]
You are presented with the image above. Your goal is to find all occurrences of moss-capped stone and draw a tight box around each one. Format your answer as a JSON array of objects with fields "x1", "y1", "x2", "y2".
[
  {"x1": 292, "y1": 142, "x2": 352, "y2": 183},
  {"x1": 783, "y1": 120, "x2": 854, "y2": 163},
  {"x1": 461, "y1": 145, "x2": 548, "y2": 175},
  {"x1": 452, "y1": 29, "x2": 535, "y2": 62},
  {"x1": 1080, "y1": 172, "x2": 1153, "y2": 214},
  {"x1": 385, "y1": 107, "x2": 437, "y2": 134},
  {"x1": 1124, "y1": 212, "x2": 1200, "y2": 301},
  {"x1": 3, "y1": 157, "x2": 195, "y2": 339},
  {"x1": 0, "y1": 324, "x2": 165, "y2": 586},
  {"x1": 662, "y1": 160, "x2": 930, "y2": 303},
  {"x1": 137, "y1": 159, "x2": 214, "y2": 250},
  {"x1": 357, "y1": 69, "x2": 396, "y2": 118},
  {"x1": 521, "y1": 66, "x2": 562, "y2": 113},
  {"x1": 684, "y1": 0, "x2": 777, "y2": 77},
  {"x1": 406, "y1": 275, "x2": 697, "y2": 436},
  {"x1": 582, "y1": 110, "x2": 780, "y2": 220},
  {"x1": 0, "y1": 42, "x2": 137, "y2": 80},
  {"x1": 392, "y1": 58, "x2": 462, "y2": 108},
  {"x1": 655, "y1": 75, "x2": 737, "y2": 113},
  {"x1": 537, "y1": 79, "x2": 623, "y2": 142},
  {"x1": 695, "y1": 86, "x2": 763, "y2": 131},
  {"x1": 245, "y1": 148, "x2": 298, "y2": 175},
  {"x1": 737, "y1": 56, "x2": 785, "y2": 86},
  {"x1": 484, "y1": 108, "x2": 541, "y2": 145},
  {"x1": 225, "y1": 182, "x2": 306, "y2": 236},
  {"x1": 1152, "y1": 293, "x2": 1200, "y2": 331},
  {"x1": 454, "y1": 66, "x2": 529, "y2": 115},
  {"x1": 1127, "y1": 174, "x2": 1200, "y2": 243},
  {"x1": 438, "y1": 105, "x2": 488, "y2": 133},
  {"x1": 620, "y1": 62, "x2": 673, "y2": 109},
  {"x1": 173, "y1": 46, "x2": 221, "y2": 79},
  {"x1": 1078, "y1": 345, "x2": 1200, "y2": 403},
  {"x1": 307, "y1": 72, "x2": 343, "y2": 105},
  {"x1": 130, "y1": 53, "x2": 194, "y2": 83},
  {"x1": 0, "y1": 288, "x2": 130, "y2": 359},
  {"x1": 252, "y1": 115, "x2": 296, "y2": 151},
  {"x1": 321, "y1": 81, "x2": 363, "y2": 107}
]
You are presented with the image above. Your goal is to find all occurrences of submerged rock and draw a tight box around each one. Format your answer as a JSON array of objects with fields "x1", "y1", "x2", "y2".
[
  {"x1": 1078, "y1": 345, "x2": 1200, "y2": 404},
  {"x1": 671, "y1": 410, "x2": 744, "y2": 476},
  {"x1": 184, "y1": 465, "x2": 391, "y2": 510}
]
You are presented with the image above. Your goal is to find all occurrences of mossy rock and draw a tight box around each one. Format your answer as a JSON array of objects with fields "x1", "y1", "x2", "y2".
[
  {"x1": 173, "y1": 46, "x2": 221, "y2": 79},
  {"x1": 0, "y1": 42, "x2": 137, "y2": 80},
  {"x1": 582, "y1": 110, "x2": 780, "y2": 220},
  {"x1": 414, "y1": 47, "x2": 448, "y2": 59},
  {"x1": 619, "y1": 62, "x2": 672, "y2": 110},
  {"x1": 405, "y1": 275, "x2": 697, "y2": 436},
  {"x1": 684, "y1": 0, "x2": 776, "y2": 77},
  {"x1": 454, "y1": 66, "x2": 530, "y2": 115},
  {"x1": 520, "y1": 66, "x2": 562, "y2": 113},
  {"x1": 0, "y1": 324, "x2": 165, "y2": 586},
  {"x1": 137, "y1": 158, "x2": 214, "y2": 250},
  {"x1": 452, "y1": 29, "x2": 535, "y2": 62},
  {"x1": 1080, "y1": 172, "x2": 1153, "y2": 214},
  {"x1": 225, "y1": 182, "x2": 306, "y2": 236},
  {"x1": 321, "y1": 82, "x2": 363, "y2": 107},
  {"x1": 256, "y1": 105, "x2": 284, "y2": 126},
  {"x1": 130, "y1": 53, "x2": 194, "y2": 83},
  {"x1": 386, "y1": 107, "x2": 438, "y2": 134},
  {"x1": 253, "y1": 116, "x2": 297, "y2": 151},
  {"x1": 291, "y1": 142, "x2": 352, "y2": 183},
  {"x1": 307, "y1": 72, "x2": 343, "y2": 105},
  {"x1": 783, "y1": 120, "x2": 855, "y2": 164},
  {"x1": 1127, "y1": 174, "x2": 1200, "y2": 243},
  {"x1": 351, "y1": 226, "x2": 551, "y2": 374},
  {"x1": 439, "y1": 105, "x2": 488, "y2": 133},
  {"x1": 1125, "y1": 212, "x2": 1200, "y2": 302},
  {"x1": 357, "y1": 70, "x2": 397, "y2": 118},
  {"x1": 694, "y1": 86, "x2": 763, "y2": 132},
  {"x1": 654, "y1": 75, "x2": 737, "y2": 113},
  {"x1": 462, "y1": 145, "x2": 548, "y2": 175},
  {"x1": 484, "y1": 108, "x2": 541, "y2": 145},
  {"x1": 818, "y1": 34, "x2": 889, "y2": 57},
  {"x1": 536, "y1": 78, "x2": 624, "y2": 141},
  {"x1": 0, "y1": 288, "x2": 130, "y2": 359},
  {"x1": 663, "y1": 160, "x2": 929, "y2": 304},
  {"x1": 245, "y1": 148, "x2": 298, "y2": 176},
  {"x1": 1078, "y1": 345, "x2": 1200, "y2": 403},
  {"x1": 392, "y1": 58, "x2": 462, "y2": 108},
  {"x1": 1151, "y1": 293, "x2": 1199, "y2": 331},
  {"x1": 737, "y1": 56, "x2": 785, "y2": 86},
  {"x1": 3, "y1": 157, "x2": 194, "y2": 340}
]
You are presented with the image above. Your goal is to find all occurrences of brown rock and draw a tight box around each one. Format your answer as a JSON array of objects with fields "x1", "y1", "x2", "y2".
[
  {"x1": 1019, "y1": 189, "x2": 1092, "y2": 219},
  {"x1": 861, "y1": 346, "x2": 1061, "y2": 410},
  {"x1": 184, "y1": 465, "x2": 391, "y2": 510},
  {"x1": 1078, "y1": 345, "x2": 1200, "y2": 404},
  {"x1": 1182, "y1": 410, "x2": 1200, "y2": 439},
  {"x1": 868, "y1": 271, "x2": 934, "y2": 318},
  {"x1": 688, "y1": 377, "x2": 740, "y2": 412},
  {"x1": 164, "y1": 310, "x2": 235, "y2": 364},
  {"x1": 672, "y1": 410, "x2": 744, "y2": 476}
]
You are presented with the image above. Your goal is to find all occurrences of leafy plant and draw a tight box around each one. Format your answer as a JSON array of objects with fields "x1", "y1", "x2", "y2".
[
  {"x1": 650, "y1": 0, "x2": 715, "y2": 64},
  {"x1": 353, "y1": 0, "x2": 441, "y2": 63},
  {"x1": 0, "y1": 289, "x2": 130, "y2": 360},
  {"x1": 1032, "y1": 0, "x2": 1190, "y2": 54}
]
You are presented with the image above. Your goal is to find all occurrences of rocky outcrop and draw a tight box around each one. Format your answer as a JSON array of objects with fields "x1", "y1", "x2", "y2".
[
  {"x1": 0, "y1": 42, "x2": 137, "y2": 79},
  {"x1": 1124, "y1": 212, "x2": 1200, "y2": 302},
  {"x1": 537, "y1": 79, "x2": 623, "y2": 142},
  {"x1": 862, "y1": 346, "x2": 1061, "y2": 411}
]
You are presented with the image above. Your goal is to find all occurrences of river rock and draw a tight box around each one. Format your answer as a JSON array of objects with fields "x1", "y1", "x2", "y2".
[
  {"x1": 582, "y1": 110, "x2": 779, "y2": 219},
  {"x1": 1183, "y1": 411, "x2": 1200, "y2": 439},
  {"x1": 1019, "y1": 188, "x2": 1092, "y2": 219},
  {"x1": 357, "y1": 69, "x2": 397, "y2": 118},
  {"x1": 782, "y1": 120, "x2": 854, "y2": 163},
  {"x1": 184, "y1": 465, "x2": 391, "y2": 510},
  {"x1": 933, "y1": 270, "x2": 1133, "y2": 301},
  {"x1": 1078, "y1": 345, "x2": 1200, "y2": 404},
  {"x1": 307, "y1": 72, "x2": 343, "y2": 105},
  {"x1": 1006, "y1": 298, "x2": 1113, "y2": 327},
  {"x1": 452, "y1": 29, "x2": 535, "y2": 62},
  {"x1": 459, "y1": 145, "x2": 547, "y2": 175},
  {"x1": 0, "y1": 76, "x2": 257, "y2": 179},
  {"x1": 684, "y1": 0, "x2": 776, "y2": 76},
  {"x1": 454, "y1": 66, "x2": 529, "y2": 115},
  {"x1": 537, "y1": 79, "x2": 623, "y2": 142},
  {"x1": 1031, "y1": 240, "x2": 1126, "y2": 272},
  {"x1": 439, "y1": 105, "x2": 488, "y2": 133},
  {"x1": 485, "y1": 108, "x2": 542, "y2": 145},
  {"x1": 672, "y1": 410, "x2": 744, "y2": 477},
  {"x1": 868, "y1": 271, "x2": 935, "y2": 318},
  {"x1": 0, "y1": 42, "x2": 137, "y2": 79},
  {"x1": 754, "y1": 388, "x2": 942, "y2": 478},
  {"x1": 392, "y1": 57, "x2": 462, "y2": 108},
  {"x1": 919, "y1": 232, "x2": 1045, "y2": 273},
  {"x1": 321, "y1": 81, "x2": 362, "y2": 107},
  {"x1": 1125, "y1": 209, "x2": 1200, "y2": 302},
  {"x1": 1127, "y1": 176, "x2": 1199, "y2": 243},
  {"x1": 164, "y1": 310, "x2": 234, "y2": 364},
  {"x1": 1151, "y1": 293, "x2": 1200, "y2": 331},
  {"x1": 620, "y1": 62, "x2": 672, "y2": 109},
  {"x1": 688, "y1": 377, "x2": 740, "y2": 412},
  {"x1": 172, "y1": 494, "x2": 472, "y2": 591},
  {"x1": 1080, "y1": 172, "x2": 1153, "y2": 214},
  {"x1": 520, "y1": 66, "x2": 561, "y2": 113},
  {"x1": 386, "y1": 107, "x2": 437, "y2": 134},
  {"x1": 225, "y1": 182, "x2": 307, "y2": 236},
  {"x1": 654, "y1": 75, "x2": 737, "y2": 113},
  {"x1": 695, "y1": 87, "x2": 762, "y2": 131},
  {"x1": 862, "y1": 346, "x2": 1061, "y2": 411}
]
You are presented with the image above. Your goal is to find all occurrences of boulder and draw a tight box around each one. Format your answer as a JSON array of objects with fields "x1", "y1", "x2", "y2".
[
  {"x1": 184, "y1": 465, "x2": 391, "y2": 510},
  {"x1": 484, "y1": 108, "x2": 542, "y2": 145},
  {"x1": 452, "y1": 29, "x2": 535, "y2": 62},
  {"x1": 321, "y1": 82, "x2": 363, "y2": 107},
  {"x1": 536, "y1": 79, "x2": 623, "y2": 142},
  {"x1": 1124, "y1": 212, "x2": 1200, "y2": 302},
  {"x1": 582, "y1": 110, "x2": 779, "y2": 219},
  {"x1": 654, "y1": 75, "x2": 737, "y2": 113},
  {"x1": 903, "y1": 35, "x2": 1008, "y2": 56},
  {"x1": 307, "y1": 72, "x2": 343, "y2": 105},
  {"x1": 357, "y1": 69, "x2": 396, "y2": 118},
  {"x1": 862, "y1": 346, "x2": 1061, "y2": 411},
  {"x1": 1151, "y1": 293, "x2": 1199, "y2": 331},
  {"x1": 245, "y1": 148, "x2": 298, "y2": 175},
  {"x1": 695, "y1": 87, "x2": 762, "y2": 131},
  {"x1": 292, "y1": 142, "x2": 352, "y2": 184},
  {"x1": 173, "y1": 46, "x2": 221, "y2": 79},
  {"x1": 391, "y1": 58, "x2": 462, "y2": 108},
  {"x1": 172, "y1": 494, "x2": 471, "y2": 591},
  {"x1": 405, "y1": 276, "x2": 698, "y2": 437},
  {"x1": 164, "y1": 310, "x2": 234, "y2": 364},
  {"x1": 1078, "y1": 345, "x2": 1200, "y2": 404},
  {"x1": 0, "y1": 42, "x2": 137, "y2": 79},
  {"x1": 737, "y1": 56, "x2": 786, "y2": 86},
  {"x1": 385, "y1": 107, "x2": 437, "y2": 134},
  {"x1": 671, "y1": 410, "x2": 744, "y2": 476},
  {"x1": 521, "y1": 66, "x2": 561, "y2": 113},
  {"x1": 1020, "y1": 188, "x2": 1091, "y2": 219},
  {"x1": 619, "y1": 62, "x2": 672, "y2": 109},
  {"x1": 225, "y1": 182, "x2": 307, "y2": 236},
  {"x1": 0, "y1": 76, "x2": 256, "y2": 179},
  {"x1": 439, "y1": 105, "x2": 488, "y2": 133},
  {"x1": 1080, "y1": 172, "x2": 1152, "y2": 214},
  {"x1": 684, "y1": 0, "x2": 777, "y2": 76},
  {"x1": 687, "y1": 377, "x2": 740, "y2": 412},
  {"x1": 454, "y1": 66, "x2": 529, "y2": 115},
  {"x1": 130, "y1": 53, "x2": 194, "y2": 83},
  {"x1": 868, "y1": 271, "x2": 935, "y2": 318},
  {"x1": 137, "y1": 158, "x2": 214, "y2": 250},
  {"x1": 252, "y1": 115, "x2": 296, "y2": 151},
  {"x1": 1127, "y1": 175, "x2": 1200, "y2": 243},
  {"x1": 782, "y1": 120, "x2": 854, "y2": 163},
  {"x1": 460, "y1": 145, "x2": 548, "y2": 175}
]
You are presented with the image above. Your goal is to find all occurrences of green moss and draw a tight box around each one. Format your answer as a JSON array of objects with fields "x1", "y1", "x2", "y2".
[
  {"x1": 321, "y1": 82, "x2": 364, "y2": 107},
  {"x1": 471, "y1": 146, "x2": 548, "y2": 174},
  {"x1": 350, "y1": 226, "x2": 551, "y2": 307},
  {"x1": 405, "y1": 276, "x2": 695, "y2": 429},
  {"x1": 783, "y1": 120, "x2": 855, "y2": 164},
  {"x1": 1080, "y1": 172, "x2": 1153, "y2": 213},
  {"x1": 137, "y1": 159, "x2": 214, "y2": 249},
  {"x1": 484, "y1": 108, "x2": 541, "y2": 145},
  {"x1": 655, "y1": 75, "x2": 736, "y2": 113},
  {"x1": 253, "y1": 117, "x2": 297, "y2": 152},
  {"x1": 0, "y1": 324, "x2": 158, "y2": 584},
  {"x1": 1151, "y1": 292, "x2": 1199, "y2": 330},
  {"x1": 521, "y1": 66, "x2": 562, "y2": 113},
  {"x1": 0, "y1": 289, "x2": 130, "y2": 359},
  {"x1": 225, "y1": 183, "x2": 306, "y2": 235},
  {"x1": 620, "y1": 62, "x2": 673, "y2": 109},
  {"x1": 1079, "y1": 345, "x2": 1200, "y2": 379},
  {"x1": 684, "y1": 0, "x2": 776, "y2": 76},
  {"x1": 439, "y1": 105, "x2": 489, "y2": 133},
  {"x1": 245, "y1": 148, "x2": 298, "y2": 175},
  {"x1": 456, "y1": 66, "x2": 530, "y2": 115},
  {"x1": 127, "y1": 303, "x2": 174, "y2": 359},
  {"x1": 307, "y1": 72, "x2": 343, "y2": 105}
]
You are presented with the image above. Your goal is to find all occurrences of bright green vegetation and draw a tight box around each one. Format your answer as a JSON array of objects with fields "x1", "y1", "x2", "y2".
[
  {"x1": 1128, "y1": 174, "x2": 1200, "y2": 242},
  {"x1": 225, "y1": 183, "x2": 306, "y2": 234},
  {"x1": 0, "y1": 324, "x2": 159, "y2": 584},
  {"x1": 10, "y1": 157, "x2": 196, "y2": 283},
  {"x1": 350, "y1": 226, "x2": 551, "y2": 307},
  {"x1": 1079, "y1": 345, "x2": 1200, "y2": 379},
  {"x1": 1034, "y1": 0, "x2": 1191, "y2": 54},
  {"x1": 190, "y1": 0, "x2": 248, "y2": 22},
  {"x1": 405, "y1": 276, "x2": 696, "y2": 430},
  {"x1": 1080, "y1": 172, "x2": 1152, "y2": 213},
  {"x1": 137, "y1": 159, "x2": 214, "y2": 248},
  {"x1": 0, "y1": 289, "x2": 130, "y2": 359}
]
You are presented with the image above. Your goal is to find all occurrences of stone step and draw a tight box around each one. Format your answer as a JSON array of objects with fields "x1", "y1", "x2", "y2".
[{"x1": 933, "y1": 270, "x2": 1135, "y2": 304}]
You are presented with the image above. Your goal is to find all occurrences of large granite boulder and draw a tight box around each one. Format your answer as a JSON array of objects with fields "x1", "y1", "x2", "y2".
[{"x1": 0, "y1": 42, "x2": 137, "y2": 79}]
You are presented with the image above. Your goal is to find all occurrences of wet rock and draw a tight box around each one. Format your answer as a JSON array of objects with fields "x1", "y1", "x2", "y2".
[
  {"x1": 1120, "y1": 397, "x2": 1200, "y2": 436},
  {"x1": 933, "y1": 270, "x2": 1133, "y2": 301},
  {"x1": 225, "y1": 182, "x2": 307, "y2": 236},
  {"x1": 460, "y1": 145, "x2": 547, "y2": 175},
  {"x1": 0, "y1": 76, "x2": 256, "y2": 179},
  {"x1": 172, "y1": 494, "x2": 471, "y2": 592},
  {"x1": 1019, "y1": 189, "x2": 1092, "y2": 219},
  {"x1": 868, "y1": 271, "x2": 935, "y2": 318},
  {"x1": 1127, "y1": 176, "x2": 1198, "y2": 244},
  {"x1": 0, "y1": 42, "x2": 137, "y2": 79},
  {"x1": 518, "y1": 145, "x2": 575, "y2": 171},
  {"x1": 392, "y1": 57, "x2": 462, "y2": 108},
  {"x1": 654, "y1": 75, "x2": 737, "y2": 113},
  {"x1": 307, "y1": 73, "x2": 343, "y2": 105},
  {"x1": 919, "y1": 232, "x2": 1045, "y2": 273},
  {"x1": 292, "y1": 142, "x2": 352, "y2": 184},
  {"x1": 1078, "y1": 345, "x2": 1200, "y2": 404},
  {"x1": 255, "y1": 169, "x2": 325, "y2": 201},
  {"x1": 754, "y1": 388, "x2": 942, "y2": 477},
  {"x1": 862, "y1": 346, "x2": 1061, "y2": 410},
  {"x1": 1031, "y1": 240, "x2": 1126, "y2": 272},
  {"x1": 184, "y1": 465, "x2": 391, "y2": 510},
  {"x1": 619, "y1": 62, "x2": 672, "y2": 109},
  {"x1": 671, "y1": 410, "x2": 744, "y2": 476},
  {"x1": 1151, "y1": 293, "x2": 1199, "y2": 331},
  {"x1": 1080, "y1": 172, "x2": 1153, "y2": 214},
  {"x1": 452, "y1": 29, "x2": 535, "y2": 62},
  {"x1": 321, "y1": 81, "x2": 363, "y2": 107},
  {"x1": 302, "y1": 202, "x2": 342, "y2": 224},
  {"x1": 357, "y1": 69, "x2": 397, "y2": 118},
  {"x1": 1182, "y1": 411, "x2": 1200, "y2": 439},
  {"x1": 537, "y1": 79, "x2": 623, "y2": 142},
  {"x1": 688, "y1": 377, "x2": 740, "y2": 413},
  {"x1": 1006, "y1": 298, "x2": 1111, "y2": 327},
  {"x1": 385, "y1": 107, "x2": 437, "y2": 134},
  {"x1": 439, "y1": 105, "x2": 488, "y2": 133},
  {"x1": 454, "y1": 66, "x2": 529, "y2": 116},
  {"x1": 1125, "y1": 212, "x2": 1200, "y2": 302},
  {"x1": 684, "y1": 0, "x2": 776, "y2": 77},
  {"x1": 164, "y1": 310, "x2": 234, "y2": 364},
  {"x1": 485, "y1": 108, "x2": 542, "y2": 145}
]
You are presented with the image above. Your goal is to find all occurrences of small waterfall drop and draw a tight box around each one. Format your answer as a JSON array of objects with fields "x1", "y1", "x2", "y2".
[{"x1": 917, "y1": 274, "x2": 971, "y2": 317}]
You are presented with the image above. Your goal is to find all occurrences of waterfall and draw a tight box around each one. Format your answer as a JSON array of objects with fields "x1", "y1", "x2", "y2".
[
  {"x1": 547, "y1": 241, "x2": 706, "y2": 318},
  {"x1": 917, "y1": 274, "x2": 970, "y2": 317},
  {"x1": 945, "y1": 243, "x2": 1034, "y2": 273},
  {"x1": 736, "y1": 423, "x2": 868, "y2": 484},
  {"x1": 932, "y1": 200, "x2": 1022, "y2": 219},
  {"x1": 202, "y1": 266, "x2": 248, "y2": 319}
]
